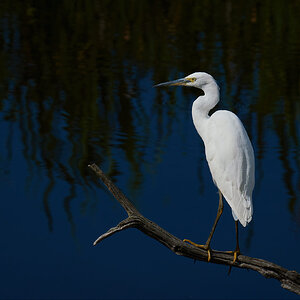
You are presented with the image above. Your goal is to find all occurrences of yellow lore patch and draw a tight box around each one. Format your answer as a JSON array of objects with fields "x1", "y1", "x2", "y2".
[{"x1": 186, "y1": 77, "x2": 196, "y2": 82}]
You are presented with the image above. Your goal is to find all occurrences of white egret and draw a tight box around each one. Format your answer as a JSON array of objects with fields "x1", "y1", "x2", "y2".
[{"x1": 155, "y1": 72, "x2": 254, "y2": 262}]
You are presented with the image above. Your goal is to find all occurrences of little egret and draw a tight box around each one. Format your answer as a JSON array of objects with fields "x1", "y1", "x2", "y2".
[{"x1": 155, "y1": 72, "x2": 254, "y2": 262}]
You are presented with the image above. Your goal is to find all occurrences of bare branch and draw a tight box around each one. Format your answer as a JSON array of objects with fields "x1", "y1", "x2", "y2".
[
  {"x1": 93, "y1": 217, "x2": 140, "y2": 245},
  {"x1": 88, "y1": 163, "x2": 300, "y2": 296},
  {"x1": 88, "y1": 164, "x2": 139, "y2": 216}
]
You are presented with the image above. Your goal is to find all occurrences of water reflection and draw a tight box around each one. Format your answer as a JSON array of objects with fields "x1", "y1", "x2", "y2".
[{"x1": 0, "y1": 0, "x2": 299, "y2": 232}]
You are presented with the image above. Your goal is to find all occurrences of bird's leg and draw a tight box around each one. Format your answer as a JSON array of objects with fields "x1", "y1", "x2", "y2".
[
  {"x1": 204, "y1": 189, "x2": 224, "y2": 246},
  {"x1": 224, "y1": 220, "x2": 240, "y2": 263},
  {"x1": 233, "y1": 220, "x2": 240, "y2": 262},
  {"x1": 184, "y1": 190, "x2": 223, "y2": 262}
]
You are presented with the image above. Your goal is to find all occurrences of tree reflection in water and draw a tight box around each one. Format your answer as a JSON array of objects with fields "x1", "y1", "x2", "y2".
[{"x1": 0, "y1": 0, "x2": 299, "y2": 232}]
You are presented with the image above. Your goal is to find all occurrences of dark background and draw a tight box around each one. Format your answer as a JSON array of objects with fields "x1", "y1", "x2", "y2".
[{"x1": 0, "y1": 0, "x2": 299, "y2": 299}]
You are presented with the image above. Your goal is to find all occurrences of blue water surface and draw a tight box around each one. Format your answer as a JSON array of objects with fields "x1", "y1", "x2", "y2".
[{"x1": 0, "y1": 1, "x2": 300, "y2": 299}]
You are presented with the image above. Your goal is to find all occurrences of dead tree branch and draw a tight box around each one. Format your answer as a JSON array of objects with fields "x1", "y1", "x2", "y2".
[{"x1": 88, "y1": 163, "x2": 300, "y2": 295}]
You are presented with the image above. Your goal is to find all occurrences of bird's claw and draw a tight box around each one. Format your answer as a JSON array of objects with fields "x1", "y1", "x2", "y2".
[
  {"x1": 183, "y1": 239, "x2": 211, "y2": 262},
  {"x1": 207, "y1": 248, "x2": 211, "y2": 261},
  {"x1": 224, "y1": 249, "x2": 240, "y2": 263},
  {"x1": 233, "y1": 250, "x2": 240, "y2": 263}
]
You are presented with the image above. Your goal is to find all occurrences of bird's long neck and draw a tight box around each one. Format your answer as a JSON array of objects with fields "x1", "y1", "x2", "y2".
[{"x1": 192, "y1": 81, "x2": 220, "y2": 139}]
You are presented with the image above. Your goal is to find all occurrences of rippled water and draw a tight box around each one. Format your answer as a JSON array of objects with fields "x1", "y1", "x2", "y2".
[{"x1": 0, "y1": 1, "x2": 300, "y2": 299}]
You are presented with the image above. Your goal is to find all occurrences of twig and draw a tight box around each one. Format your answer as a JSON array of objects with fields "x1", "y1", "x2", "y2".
[{"x1": 88, "y1": 163, "x2": 300, "y2": 295}]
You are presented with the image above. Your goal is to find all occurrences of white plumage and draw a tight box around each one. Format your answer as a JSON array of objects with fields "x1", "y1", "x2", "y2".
[
  {"x1": 201, "y1": 110, "x2": 254, "y2": 226},
  {"x1": 155, "y1": 72, "x2": 255, "y2": 260},
  {"x1": 190, "y1": 72, "x2": 254, "y2": 227}
]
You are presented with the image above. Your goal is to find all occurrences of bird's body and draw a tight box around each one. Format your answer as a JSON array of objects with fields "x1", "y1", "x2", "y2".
[
  {"x1": 155, "y1": 72, "x2": 255, "y2": 261},
  {"x1": 192, "y1": 80, "x2": 254, "y2": 227}
]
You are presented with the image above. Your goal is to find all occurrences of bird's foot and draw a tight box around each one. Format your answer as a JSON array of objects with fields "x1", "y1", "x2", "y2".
[
  {"x1": 224, "y1": 249, "x2": 240, "y2": 263},
  {"x1": 183, "y1": 239, "x2": 211, "y2": 262}
]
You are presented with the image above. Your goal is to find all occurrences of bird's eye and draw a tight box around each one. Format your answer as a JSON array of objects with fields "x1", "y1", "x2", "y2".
[{"x1": 187, "y1": 77, "x2": 196, "y2": 82}]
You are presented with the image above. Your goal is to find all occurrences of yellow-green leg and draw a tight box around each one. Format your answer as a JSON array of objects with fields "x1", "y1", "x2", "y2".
[
  {"x1": 234, "y1": 220, "x2": 240, "y2": 261},
  {"x1": 184, "y1": 190, "x2": 224, "y2": 261},
  {"x1": 225, "y1": 220, "x2": 240, "y2": 263}
]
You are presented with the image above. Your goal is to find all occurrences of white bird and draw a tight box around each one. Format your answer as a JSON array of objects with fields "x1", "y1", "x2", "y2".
[{"x1": 155, "y1": 72, "x2": 255, "y2": 262}]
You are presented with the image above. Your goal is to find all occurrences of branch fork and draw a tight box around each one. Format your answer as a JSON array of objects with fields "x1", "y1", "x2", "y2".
[{"x1": 88, "y1": 163, "x2": 300, "y2": 295}]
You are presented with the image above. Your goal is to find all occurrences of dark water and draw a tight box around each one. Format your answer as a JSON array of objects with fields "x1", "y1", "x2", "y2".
[{"x1": 0, "y1": 1, "x2": 300, "y2": 299}]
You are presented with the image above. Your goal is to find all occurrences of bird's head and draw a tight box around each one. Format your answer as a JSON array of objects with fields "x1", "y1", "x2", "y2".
[{"x1": 154, "y1": 72, "x2": 216, "y2": 90}]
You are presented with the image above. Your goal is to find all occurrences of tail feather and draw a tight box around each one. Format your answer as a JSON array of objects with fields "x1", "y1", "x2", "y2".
[{"x1": 228, "y1": 194, "x2": 253, "y2": 227}]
